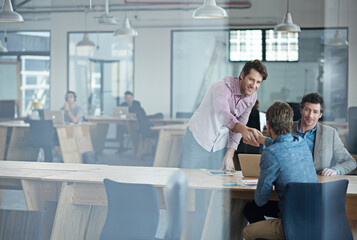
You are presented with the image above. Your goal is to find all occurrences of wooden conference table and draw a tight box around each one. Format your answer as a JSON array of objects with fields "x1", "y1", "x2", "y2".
[
  {"x1": 1, "y1": 161, "x2": 357, "y2": 240},
  {"x1": 0, "y1": 121, "x2": 93, "y2": 163},
  {"x1": 85, "y1": 115, "x2": 188, "y2": 156}
]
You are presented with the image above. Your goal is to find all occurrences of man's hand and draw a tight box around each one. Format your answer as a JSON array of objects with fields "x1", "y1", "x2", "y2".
[
  {"x1": 318, "y1": 168, "x2": 338, "y2": 176},
  {"x1": 242, "y1": 127, "x2": 261, "y2": 147},
  {"x1": 64, "y1": 102, "x2": 70, "y2": 111},
  {"x1": 221, "y1": 148, "x2": 235, "y2": 171}
]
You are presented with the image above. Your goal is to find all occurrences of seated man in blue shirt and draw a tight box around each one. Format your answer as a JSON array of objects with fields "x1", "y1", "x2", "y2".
[
  {"x1": 243, "y1": 92, "x2": 357, "y2": 232},
  {"x1": 243, "y1": 101, "x2": 317, "y2": 240}
]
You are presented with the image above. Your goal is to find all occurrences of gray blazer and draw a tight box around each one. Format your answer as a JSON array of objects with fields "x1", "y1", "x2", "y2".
[{"x1": 292, "y1": 121, "x2": 357, "y2": 175}]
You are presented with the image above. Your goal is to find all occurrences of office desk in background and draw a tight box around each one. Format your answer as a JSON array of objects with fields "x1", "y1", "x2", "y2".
[
  {"x1": 0, "y1": 121, "x2": 94, "y2": 163},
  {"x1": 151, "y1": 124, "x2": 187, "y2": 167},
  {"x1": 85, "y1": 115, "x2": 188, "y2": 156},
  {"x1": 1, "y1": 161, "x2": 357, "y2": 240}
]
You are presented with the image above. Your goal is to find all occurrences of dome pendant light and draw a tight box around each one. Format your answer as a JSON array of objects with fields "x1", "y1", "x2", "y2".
[
  {"x1": 0, "y1": 0, "x2": 24, "y2": 23},
  {"x1": 274, "y1": 0, "x2": 300, "y2": 33},
  {"x1": 113, "y1": 4, "x2": 137, "y2": 37},
  {"x1": 193, "y1": 0, "x2": 228, "y2": 19},
  {"x1": 327, "y1": 0, "x2": 348, "y2": 46},
  {"x1": 77, "y1": 9, "x2": 95, "y2": 48}
]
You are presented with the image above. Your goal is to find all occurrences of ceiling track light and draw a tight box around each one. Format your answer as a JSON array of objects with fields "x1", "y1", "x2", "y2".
[
  {"x1": 0, "y1": 0, "x2": 24, "y2": 23},
  {"x1": 274, "y1": 0, "x2": 300, "y2": 33},
  {"x1": 192, "y1": 0, "x2": 228, "y2": 19}
]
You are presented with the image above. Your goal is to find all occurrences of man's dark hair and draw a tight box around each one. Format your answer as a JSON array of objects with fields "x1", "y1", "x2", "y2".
[
  {"x1": 300, "y1": 92, "x2": 324, "y2": 113},
  {"x1": 241, "y1": 60, "x2": 268, "y2": 81},
  {"x1": 124, "y1": 91, "x2": 134, "y2": 96},
  {"x1": 266, "y1": 101, "x2": 293, "y2": 135}
]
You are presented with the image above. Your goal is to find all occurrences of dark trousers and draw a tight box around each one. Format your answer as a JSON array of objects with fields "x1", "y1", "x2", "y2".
[{"x1": 244, "y1": 200, "x2": 279, "y2": 223}]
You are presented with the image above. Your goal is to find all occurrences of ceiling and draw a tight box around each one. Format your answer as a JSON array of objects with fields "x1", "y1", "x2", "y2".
[{"x1": 9, "y1": 0, "x2": 252, "y2": 14}]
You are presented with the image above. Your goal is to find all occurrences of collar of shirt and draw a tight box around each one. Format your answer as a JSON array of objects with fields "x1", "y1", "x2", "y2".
[
  {"x1": 231, "y1": 77, "x2": 245, "y2": 106},
  {"x1": 272, "y1": 133, "x2": 293, "y2": 144},
  {"x1": 296, "y1": 120, "x2": 317, "y2": 137},
  {"x1": 296, "y1": 120, "x2": 317, "y2": 153}
]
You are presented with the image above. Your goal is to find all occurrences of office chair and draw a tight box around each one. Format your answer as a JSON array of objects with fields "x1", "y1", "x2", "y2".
[
  {"x1": 287, "y1": 102, "x2": 302, "y2": 121},
  {"x1": 348, "y1": 107, "x2": 357, "y2": 154},
  {"x1": 175, "y1": 112, "x2": 193, "y2": 119},
  {"x1": 136, "y1": 107, "x2": 158, "y2": 160},
  {"x1": 27, "y1": 119, "x2": 57, "y2": 162},
  {"x1": 0, "y1": 209, "x2": 45, "y2": 240},
  {"x1": 282, "y1": 180, "x2": 352, "y2": 240},
  {"x1": 100, "y1": 179, "x2": 160, "y2": 240},
  {"x1": 164, "y1": 170, "x2": 188, "y2": 240}
]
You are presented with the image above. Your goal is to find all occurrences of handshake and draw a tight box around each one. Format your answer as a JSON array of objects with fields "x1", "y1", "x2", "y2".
[{"x1": 241, "y1": 126, "x2": 266, "y2": 147}]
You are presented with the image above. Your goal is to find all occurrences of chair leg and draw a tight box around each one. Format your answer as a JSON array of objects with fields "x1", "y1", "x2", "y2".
[{"x1": 44, "y1": 147, "x2": 53, "y2": 162}]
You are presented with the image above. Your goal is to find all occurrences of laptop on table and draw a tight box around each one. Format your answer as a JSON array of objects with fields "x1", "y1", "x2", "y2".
[
  {"x1": 238, "y1": 154, "x2": 261, "y2": 178},
  {"x1": 113, "y1": 106, "x2": 129, "y2": 118},
  {"x1": 44, "y1": 110, "x2": 65, "y2": 125}
]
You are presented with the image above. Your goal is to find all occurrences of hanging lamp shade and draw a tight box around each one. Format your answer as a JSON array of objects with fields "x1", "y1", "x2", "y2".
[
  {"x1": 274, "y1": 12, "x2": 300, "y2": 33},
  {"x1": 0, "y1": 41, "x2": 7, "y2": 52},
  {"x1": 192, "y1": 0, "x2": 228, "y2": 19},
  {"x1": 0, "y1": 0, "x2": 24, "y2": 23},
  {"x1": 77, "y1": 33, "x2": 95, "y2": 47},
  {"x1": 327, "y1": 30, "x2": 348, "y2": 46},
  {"x1": 113, "y1": 18, "x2": 138, "y2": 37}
]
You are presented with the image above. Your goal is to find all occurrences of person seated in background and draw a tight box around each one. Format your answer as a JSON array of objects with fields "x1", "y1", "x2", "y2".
[
  {"x1": 61, "y1": 90, "x2": 83, "y2": 124},
  {"x1": 260, "y1": 92, "x2": 356, "y2": 176},
  {"x1": 243, "y1": 101, "x2": 318, "y2": 240},
  {"x1": 120, "y1": 91, "x2": 142, "y2": 116}
]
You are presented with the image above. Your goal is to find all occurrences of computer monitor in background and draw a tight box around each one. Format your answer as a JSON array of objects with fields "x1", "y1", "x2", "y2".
[
  {"x1": 0, "y1": 100, "x2": 15, "y2": 119},
  {"x1": 287, "y1": 102, "x2": 302, "y2": 121}
]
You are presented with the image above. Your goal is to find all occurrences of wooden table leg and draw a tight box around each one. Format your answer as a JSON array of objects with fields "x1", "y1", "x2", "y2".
[
  {"x1": 21, "y1": 180, "x2": 45, "y2": 210},
  {"x1": 50, "y1": 182, "x2": 92, "y2": 240}
]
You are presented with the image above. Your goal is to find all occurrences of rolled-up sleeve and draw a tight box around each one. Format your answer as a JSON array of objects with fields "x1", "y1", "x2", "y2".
[{"x1": 255, "y1": 150, "x2": 279, "y2": 206}]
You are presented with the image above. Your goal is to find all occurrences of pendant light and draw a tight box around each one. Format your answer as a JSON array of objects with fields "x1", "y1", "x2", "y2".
[
  {"x1": 0, "y1": 0, "x2": 24, "y2": 23},
  {"x1": 192, "y1": 0, "x2": 228, "y2": 19},
  {"x1": 327, "y1": 0, "x2": 348, "y2": 46},
  {"x1": 274, "y1": 0, "x2": 300, "y2": 33},
  {"x1": 113, "y1": 4, "x2": 137, "y2": 37},
  {"x1": 77, "y1": 10, "x2": 95, "y2": 47}
]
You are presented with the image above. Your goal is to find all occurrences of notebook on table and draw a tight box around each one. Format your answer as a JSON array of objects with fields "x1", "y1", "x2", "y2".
[
  {"x1": 238, "y1": 154, "x2": 261, "y2": 178},
  {"x1": 44, "y1": 110, "x2": 65, "y2": 125}
]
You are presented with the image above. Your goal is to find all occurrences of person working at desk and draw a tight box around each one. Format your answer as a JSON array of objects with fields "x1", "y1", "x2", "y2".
[
  {"x1": 120, "y1": 91, "x2": 141, "y2": 115},
  {"x1": 180, "y1": 60, "x2": 268, "y2": 170},
  {"x1": 243, "y1": 101, "x2": 318, "y2": 240},
  {"x1": 61, "y1": 91, "x2": 83, "y2": 124}
]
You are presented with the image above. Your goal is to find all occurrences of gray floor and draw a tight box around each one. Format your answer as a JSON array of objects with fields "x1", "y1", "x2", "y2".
[{"x1": 0, "y1": 144, "x2": 167, "y2": 238}]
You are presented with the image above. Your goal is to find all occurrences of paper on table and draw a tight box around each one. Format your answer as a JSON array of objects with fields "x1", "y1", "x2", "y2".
[{"x1": 239, "y1": 179, "x2": 258, "y2": 186}]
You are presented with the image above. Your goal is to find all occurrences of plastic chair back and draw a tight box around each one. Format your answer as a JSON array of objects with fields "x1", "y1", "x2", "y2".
[
  {"x1": 282, "y1": 180, "x2": 352, "y2": 240},
  {"x1": 100, "y1": 179, "x2": 160, "y2": 240},
  {"x1": 175, "y1": 112, "x2": 193, "y2": 119},
  {"x1": 0, "y1": 209, "x2": 45, "y2": 240},
  {"x1": 27, "y1": 119, "x2": 55, "y2": 148},
  {"x1": 164, "y1": 171, "x2": 188, "y2": 240},
  {"x1": 348, "y1": 107, "x2": 357, "y2": 154}
]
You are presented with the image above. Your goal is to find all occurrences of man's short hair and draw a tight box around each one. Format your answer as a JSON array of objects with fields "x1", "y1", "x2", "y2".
[
  {"x1": 300, "y1": 92, "x2": 324, "y2": 113},
  {"x1": 266, "y1": 101, "x2": 293, "y2": 135},
  {"x1": 124, "y1": 91, "x2": 133, "y2": 96},
  {"x1": 241, "y1": 60, "x2": 268, "y2": 81}
]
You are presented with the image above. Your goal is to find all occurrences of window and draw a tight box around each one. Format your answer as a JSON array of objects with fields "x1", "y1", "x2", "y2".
[
  {"x1": 229, "y1": 30, "x2": 262, "y2": 61},
  {"x1": 229, "y1": 29, "x2": 299, "y2": 62},
  {"x1": 0, "y1": 31, "x2": 50, "y2": 117},
  {"x1": 68, "y1": 32, "x2": 134, "y2": 116}
]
